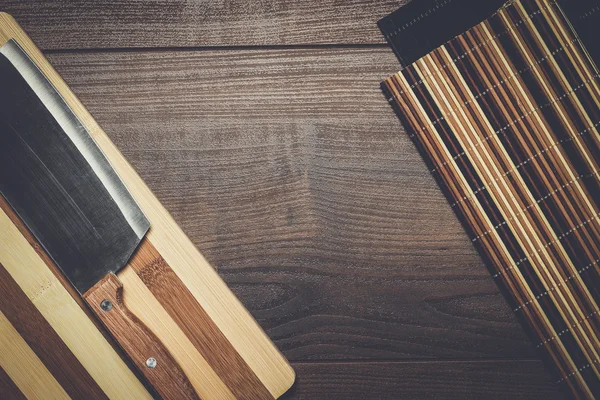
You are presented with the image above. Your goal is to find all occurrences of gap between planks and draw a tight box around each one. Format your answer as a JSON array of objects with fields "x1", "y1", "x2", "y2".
[
  {"x1": 289, "y1": 358, "x2": 545, "y2": 365},
  {"x1": 42, "y1": 43, "x2": 391, "y2": 55}
]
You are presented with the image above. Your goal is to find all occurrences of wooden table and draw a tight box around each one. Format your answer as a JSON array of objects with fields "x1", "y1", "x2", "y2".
[{"x1": 0, "y1": 1, "x2": 565, "y2": 398}]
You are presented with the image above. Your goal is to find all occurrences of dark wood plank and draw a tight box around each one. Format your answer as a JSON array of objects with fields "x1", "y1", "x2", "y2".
[
  {"x1": 283, "y1": 360, "x2": 565, "y2": 399},
  {"x1": 0, "y1": 0, "x2": 403, "y2": 50},
  {"x1": 45, "y1": 48, "x2": 539, "y2": 361},
  {"x1": 0, "y1": 366, "x2": 26, "y2": 400}
]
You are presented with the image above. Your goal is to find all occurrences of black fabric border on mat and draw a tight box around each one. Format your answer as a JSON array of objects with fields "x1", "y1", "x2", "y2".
[
  {"x1": 379, "y1": 0, "x2": 600, "y2": 68},
  {"x1": 377, "y1": 0, "x2": 506, "y2": 67}
]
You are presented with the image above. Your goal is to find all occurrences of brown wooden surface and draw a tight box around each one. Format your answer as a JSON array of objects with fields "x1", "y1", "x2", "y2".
[
  {"x1": 285, "y1": 360, "x2": 565, "y2": 399},
  {"x1": 0, "y1": 0, "x2": 566, "y2": 398},
  {"x1": 0, "y1": 1, "x2": 403, "y2": 50},
  {"x1": 42, "y1": 47, "x2": 538, "y2": 360}
]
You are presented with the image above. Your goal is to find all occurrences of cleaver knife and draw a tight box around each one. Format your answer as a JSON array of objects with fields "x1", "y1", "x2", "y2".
[
  {"x1": 0, "y1": 14, "x2": 294, "y2": 400},
  {"x1": 0, "y1": 38, "x2": 190, "y2": 396}
]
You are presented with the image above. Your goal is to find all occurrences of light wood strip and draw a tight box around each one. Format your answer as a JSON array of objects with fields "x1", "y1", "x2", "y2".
[
  {"x1": 454, "y1": 24, "x2": 589, "y2": 391},
  {"x1": 493, "y1": 4, "x2": 600, "y2": 378},
  {"x1": 416, "y1": 53, "x2": 577, "y2": 361},
  {"x1": 507, "y1": 3, "x2": 600, "y2": 229},
  {"x1": 433, "y1": 37, "x2": 594, "y2": 392},
  {"x1": 393, "y1": 70, "x2": 560, "y2": 371},
  {"x1": 439, "y1": 33, "x2": 578, "y2": 349},
  {"x1": 389, "y1": 54, "x2": 579, "y2": 393},
  {"x1": 536, "y1": 1, "x2": 600, "y2": 138},
  {"x1": 0, "y1": 311, "x2": 69, "y2": 400},
  {"x1": 469, "y1": 17, "x2": 598, "y2": 369},
  {"x1": 0, "y1": 208, "x2": 151, "y2": 400},
  {"x1": 145, "y1": 230, "x2": 294, "y2": 397}
]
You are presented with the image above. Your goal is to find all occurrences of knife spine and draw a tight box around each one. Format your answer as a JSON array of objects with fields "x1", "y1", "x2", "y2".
[{"x1": 0, "y1": 39, "x2": 150, "y2": 241}]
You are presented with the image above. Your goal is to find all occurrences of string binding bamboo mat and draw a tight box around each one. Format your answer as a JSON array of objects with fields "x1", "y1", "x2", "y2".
[{"x1": 381, "y1": 0, "x2": 600, "y2": 398}]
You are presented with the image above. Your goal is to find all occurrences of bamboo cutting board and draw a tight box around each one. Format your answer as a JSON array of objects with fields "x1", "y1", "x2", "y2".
[{"x1": 0, "y1": 13, "x2": 295, "y2": 400}]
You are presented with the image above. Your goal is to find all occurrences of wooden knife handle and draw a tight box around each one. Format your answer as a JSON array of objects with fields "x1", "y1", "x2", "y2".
[{"x1": 83, "y1": 271, "x2": 198, "y2": 400}]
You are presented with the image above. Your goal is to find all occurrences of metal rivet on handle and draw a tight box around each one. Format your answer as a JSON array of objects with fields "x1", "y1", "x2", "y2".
[
  {"x1": 146, "y1": 357, "x2": 157, "y2": 368},
  {"x1": 100, "y1": 299, "x2": 112, "y2": 312}
]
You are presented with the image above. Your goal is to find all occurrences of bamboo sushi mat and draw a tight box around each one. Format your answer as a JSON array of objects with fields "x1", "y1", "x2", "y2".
[{"x1": 382, "y1": 0, "x2": 600, "y2": 397}]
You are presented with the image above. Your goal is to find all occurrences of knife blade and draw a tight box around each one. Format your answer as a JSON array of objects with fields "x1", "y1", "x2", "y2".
[
  {"x1": 0, "y1": 39, "x2": 200, "y2": 399},
  {"x1": 0, "y1": 39, "x2": 149, "y2": 294}
]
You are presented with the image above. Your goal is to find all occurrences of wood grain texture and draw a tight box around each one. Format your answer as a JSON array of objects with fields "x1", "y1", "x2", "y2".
[
  {"x1": 284, "y1": 360, "x2": 566, "y2": 399},
  {"x1": 0, "y1": 311, "x2": 69, "y2": 400},
  {"x1": 41, "y1": 47, "x2": 539, "y2": 361},
  {"x1": 84, "y1": 273, "x2": 199, "y2": 400},
  {"x1": 0, "y1": 0, "x2": 403, "y2": 50},
  {"x1": 118, "y1": 267, "x2": 238, "y2": 399},
  {"x1": 0, "y1": 366, "x2": 26, "y2": 400},
  {"x1": 1, "y1": 194, "x2": 230, "y2": 399}
]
